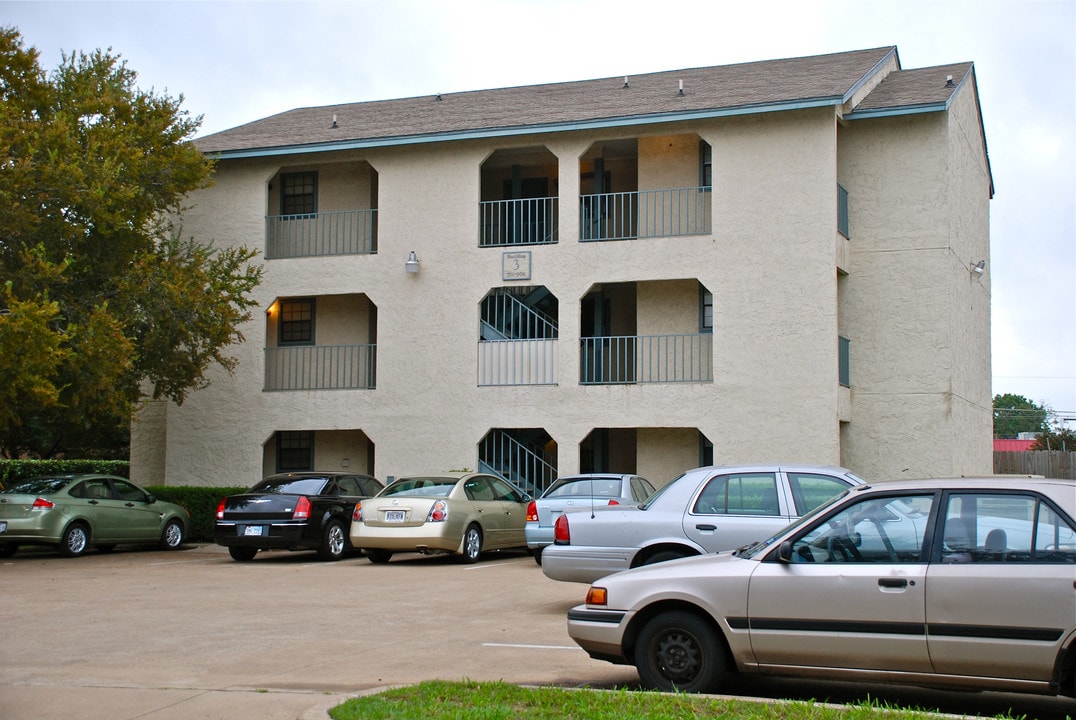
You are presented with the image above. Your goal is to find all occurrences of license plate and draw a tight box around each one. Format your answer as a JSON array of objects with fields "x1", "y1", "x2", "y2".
[
  {"x1": 0, "y1": 521, "x2": 6, "y2": 533},
  {"x1": 242, "y1": 525, "x2": 264, "y2": 536},
  {"x1": 384, "y1": 510, "x2": 405, "y2": 523}
]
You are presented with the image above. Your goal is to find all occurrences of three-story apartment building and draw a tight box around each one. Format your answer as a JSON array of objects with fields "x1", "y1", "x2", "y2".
[{"x1": 130, "y1": 46, "x2": 993, "y2": 491}]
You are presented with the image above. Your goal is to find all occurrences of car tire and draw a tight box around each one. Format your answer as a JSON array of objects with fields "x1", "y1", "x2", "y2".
[
  {"x1": 0, "y1": 543, "x2": 18, "y2": 558},
  {"x1": 533, "y1": 547, "x2": 543, "y2": 565},
  {"x1": 641, "y1": 549, "x2": 691, "y2": 566},
  {"x1": 59, "y1": 523, "x2": 90, "y2": 558},
  {"x1": 317, "y1": 519, "x2": 347, "y2": 561},
  {"x1": 635, "y1": 610, "x2": 727, "y2": 694},
  {"x1": 459, "y1": 524, "x2": 483, "y2": 564},
  {"x1": 366, "y1": 549, "x2": 392, "y2": 564},
  {"x1": 160, "y1": 520, "x2": 185, "y2": 550},
  {"x1": 229, "y1": 546, "x2": 258, "y2": 562}
]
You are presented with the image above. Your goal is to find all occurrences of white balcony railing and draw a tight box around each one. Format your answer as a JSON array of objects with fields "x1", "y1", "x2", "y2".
[{"x1": 478, "y1": 339, "x2": 558, "y2": 386}]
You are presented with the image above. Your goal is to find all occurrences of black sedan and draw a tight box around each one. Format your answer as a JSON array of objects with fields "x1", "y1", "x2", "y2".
[{"x1": 214, "y1": 472, "x2": 383, "y2": 561}]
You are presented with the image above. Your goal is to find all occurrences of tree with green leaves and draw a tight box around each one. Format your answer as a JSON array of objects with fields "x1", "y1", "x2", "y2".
[
  {"x1": 992, "y1": 393, "x2": 1049, "y2": 439},
  {"x1": 0, "y1": 27, "x2": 262, "y2": 458}
]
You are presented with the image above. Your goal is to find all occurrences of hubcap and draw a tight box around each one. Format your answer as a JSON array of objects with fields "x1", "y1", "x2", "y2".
[
  {"x1": 465, "y1": 530, "x2": 480, "y2": 558},
  {"x1": 68, "y1": 528, "x2": 87, "y2": 554},
  {"x1": 165, "y1": 523, "x2": 182, "y2": 547},
  {"x1": 655, "y1": 631, "x2": 701, "y2": 683},
  {"x1": 328, "y1": 526, "x2": 344, "y2": 555}
]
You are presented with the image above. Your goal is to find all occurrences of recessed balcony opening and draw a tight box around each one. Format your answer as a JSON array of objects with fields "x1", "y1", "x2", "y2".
[
  {"x1": 479, "y1": 147, "x2": 558, "y2": 247},
  {"x1": 478, "y1": 428, "x2": 556, "y2": 496},
  {"x1": 478, "y1": 286, "x2": 558, "y2": 386},
  {"x1": 262, "y1": 429, "x2": 375, "y2": 477}
]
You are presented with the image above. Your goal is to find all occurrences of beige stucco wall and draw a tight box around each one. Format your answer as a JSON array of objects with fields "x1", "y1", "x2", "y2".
[{"x1": 132, "y1": 92, "x2": 991, "y2": 488}]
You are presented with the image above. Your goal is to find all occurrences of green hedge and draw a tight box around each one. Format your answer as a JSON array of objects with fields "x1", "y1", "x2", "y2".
[
  {"x1": 0, "y1": 459, "x2": 130, "y2": 486},
  {"x1": 148, "y1": 486, "x2": 246, "y2": 543}
]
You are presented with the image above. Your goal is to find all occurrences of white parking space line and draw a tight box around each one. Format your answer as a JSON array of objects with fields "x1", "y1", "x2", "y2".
[{"x1": 482, "y1": 643, "x2": 580, "y2": 651}]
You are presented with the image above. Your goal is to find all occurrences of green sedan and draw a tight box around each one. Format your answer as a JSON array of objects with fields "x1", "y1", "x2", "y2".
[{"x1": 0, "y1": 474, "x2": 190, "y2": 558}]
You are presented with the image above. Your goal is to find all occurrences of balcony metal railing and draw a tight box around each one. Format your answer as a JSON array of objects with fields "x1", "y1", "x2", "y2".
[
  {"x1": 264, "y1": 344, "x2": 376, "y2": 390},
  {"x1": 266, "y1": 209, "x2": 377, "y2": 259},
  {"x1": 837, "y1": 184, "x2": 850, "y2": 239},
  {"x1": 580, "y1": 187, "x2": 711, "y2": 242},
  {"x1": 839, "y1": 335, "x2": 850, "y2": 388},
  {"x1": 479, "y1": 197, "x2": 558, "y2": 246},
  {"x1": 478, "y1": 339, "x2": 558, "y2": 386},
  {"x1": 580, "y1": 334, "x2": 713, "y2": 384}
]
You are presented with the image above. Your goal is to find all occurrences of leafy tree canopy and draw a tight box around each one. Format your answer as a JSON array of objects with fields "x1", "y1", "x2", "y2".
[
  {"x1": 992, "y1": 393, "x2": 1049, "y2": 439},
  {"x1": 0, "y1": 27, "x2": 262, "y2": 458},
  {"x1": 1030, "y1": 426, "x2": 1076, "y2": 452}
]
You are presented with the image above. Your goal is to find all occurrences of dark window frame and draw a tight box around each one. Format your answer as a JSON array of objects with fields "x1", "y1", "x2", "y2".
[
  {"x1": 277, "y1": 431, "x2": 314, "y2": 472},
  {"x1": 281, "y1": 171, "x2": 318, "y2": 216},
  {"x1": 279, "y1": 297, "x2": 315, "y2": 346}
]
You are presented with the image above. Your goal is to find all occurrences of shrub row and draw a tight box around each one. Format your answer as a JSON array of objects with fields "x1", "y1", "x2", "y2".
[
  {"x1": 0, "y1": 459, "x2": 130, "y2": 485},
  {"x1": 147, "y1": 486, "x2": 246, "y2": 543}
]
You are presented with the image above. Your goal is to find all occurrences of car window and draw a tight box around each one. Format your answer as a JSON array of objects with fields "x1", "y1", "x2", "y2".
[
  {"x1": 941, "y1": 492, "x2": 1076, "y2": 564},
  {"x1": 382, "y1": 478, "x2": 455, "y2": 497},
  {"x1": 631, "y1": 476, "x2": 656, "y2": 502},
  {"x1": 790, "y1": 494, "x2": 935, "y2": 563},
  {"x1": 336, "y1": 477, "x2": 360, "y2": 496},
  {"x1": 465, "y1": 477, "x2": 496, "y2": 502},
  {"x1": 359, "y1": 477, "x2": 382, "y2": 496},
  {"x1": 113, "y1": 480, "x2": 147, "y2": 502},
  {"x1": 545, "y1": 478, "x2": 618, "y2": 499},
  {"x1": 786, "y1": 472, "x2": 853, "y2": 514},
  {"x1": 254, "y1": 477, "x2": 328, "y2": 495},
  {"x1": 4, "y1": 477, "x2": 70, "y2": 495},
  {"x1": 77, "y1": 479, "x2": 115, "y2": 500},
  {"x1": 693, "y1": 472, "x2": 779, "y2": 516},
  {"x1": 488, "y1": 477, "x2": 524, "y2": 502}
]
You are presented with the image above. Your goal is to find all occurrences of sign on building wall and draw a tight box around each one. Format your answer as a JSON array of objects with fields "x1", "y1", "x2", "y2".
[{"x1": 502, "y1": 251, "x2": 532, "y2": 281}]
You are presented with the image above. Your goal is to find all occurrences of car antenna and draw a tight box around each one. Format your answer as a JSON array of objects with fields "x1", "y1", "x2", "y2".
[{"x1": 590, "y1": 475, "x2": 596, "y2": 519}]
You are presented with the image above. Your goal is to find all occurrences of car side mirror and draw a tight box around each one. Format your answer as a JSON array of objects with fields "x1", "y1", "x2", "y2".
[
  {"x1": 776, "y1": 541, "x2": 794, "y2": 564},
  {"x1": 146, "y1": 494, "x2": 157, "y2": 504}
]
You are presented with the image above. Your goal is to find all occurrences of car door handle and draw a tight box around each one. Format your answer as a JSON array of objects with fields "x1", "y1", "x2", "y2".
[
  {"x1": 878, "y1": 578, "x2": 908, "y2": 589},
  {"x1": 695, "y1": 524, "x2": 717, "y2": 532},
  {"x1": 89, "y1": 500, "x2": 100, "y2": 505}
]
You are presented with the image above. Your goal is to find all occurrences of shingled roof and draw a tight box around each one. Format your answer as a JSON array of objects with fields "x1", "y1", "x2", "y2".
[{"x1": 194, "y1": 46, "x2": 977, "y2": 159}]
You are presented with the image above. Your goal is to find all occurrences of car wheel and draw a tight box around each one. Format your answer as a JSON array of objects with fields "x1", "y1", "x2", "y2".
[
  {"x1": 317, "y1": 519, "x2": 347, "y2": 561},
  {"x1": 160, "y1": 520, "x2": 185, "y2": 550},
  {"x1": 0, "y1": 543, "x2": 18, "y2": 558},
  {"x1": 59, "y1": 523, "x2": 90, "y2": 557},
  {"x1": 229, "y1": 546, "x2": 258, "y2": 562},
  {"x1": 96, "y1": 544, "x2": 116, "y2": 553},
  {"x1": 366, "y1": 549, "x2": 392, "y2": 564},
  {"x1": 459, "y1": 524, "x2": 483, "y2": 563},
  {"x1": 533, "y1": 547, "x2": 543, "y2": 565},
  {"x1": 641, "y1": 549, "x2": 690, "y2": 566},
  {"x1": 635, "y1": 610, "x2": 727, "y2": 694}
]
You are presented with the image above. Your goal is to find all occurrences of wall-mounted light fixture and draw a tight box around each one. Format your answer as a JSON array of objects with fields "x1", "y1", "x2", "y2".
[
  {"x1": 405, "y1": 250, "x2": 420, "y2": 274},
  {"x1": 266, "y1": 301, "x2": 276, "y2": 318},
  {"x1": 971, "y1": 259, "x2": 986, "y2": 276}
]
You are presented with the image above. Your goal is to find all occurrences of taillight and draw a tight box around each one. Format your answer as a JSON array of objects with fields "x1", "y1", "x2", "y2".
[
  {"x1": 215, "y1": 498, "x2": 226, "y2": 520},
  {"x1": 293, "y1": 496, "x2": 311, "y2": 520},
  {"x1": 526, "y1": 501, "x2": 538, "y2": 522},
  {"x1": 607, "y1": 499, "x2": 620, "y2": 506},
  {"x1": 554, "y1": 513, "x2": 570, "y2": 544},
  {"x1": 352, "y1": 502, "x2": 363, "y2": 522},
  {"x1": 31, "y1": 497, "x2": 54, "y2": 510},
  {"x1": 427, "y1": 500, "x2": 448, "y2": 523}
]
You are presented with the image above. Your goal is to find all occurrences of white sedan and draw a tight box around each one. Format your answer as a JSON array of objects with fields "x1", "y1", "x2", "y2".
[{"x1": 541, "y1": 464, "x2": 864, "y2": 583}]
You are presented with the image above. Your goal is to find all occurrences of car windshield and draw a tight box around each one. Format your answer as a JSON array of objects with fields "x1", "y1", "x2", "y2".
[
  {"x1": 250, "y1": 477, "x2": 328, "y2": 495},
  {"x1": 381, "y1": 478, "x2": 457, "y2": 498},
  {"x1": 544, "y1": 477, "x2": 620, "y2": 499},
  {"x1": 736, "y1": 488, "x2": 853, "y2": 559},
  {"x1": 2, "y1": 477, "x2": 71, "y2": 495}
]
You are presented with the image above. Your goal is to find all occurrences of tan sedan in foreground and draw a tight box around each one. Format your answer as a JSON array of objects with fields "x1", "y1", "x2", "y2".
[
  {"x1": 568, "y1": 477, "x2": 1076, "y2": 698},
  {"x1": 351, "y1": 472, "x2": 532, "y2": 563}
]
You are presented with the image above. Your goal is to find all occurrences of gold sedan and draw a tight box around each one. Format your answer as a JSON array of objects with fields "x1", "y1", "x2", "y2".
[{"x1": 350, "y1": 472, "x2": 532, "y2": 563}]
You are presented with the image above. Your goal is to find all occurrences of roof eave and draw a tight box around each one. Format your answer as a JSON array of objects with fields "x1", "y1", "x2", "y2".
[{"x1": 203, "y1": 96, "x2": 846, "y2": 160}]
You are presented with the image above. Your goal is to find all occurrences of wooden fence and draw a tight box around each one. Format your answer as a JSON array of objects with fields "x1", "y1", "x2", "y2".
[{"x1": 993, "y1": 451, "x2": 1076, "y2": 479}]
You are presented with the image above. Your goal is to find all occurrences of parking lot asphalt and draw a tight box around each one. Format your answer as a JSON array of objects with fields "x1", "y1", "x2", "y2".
[{"x1": 2, "y1": 544, "x2": 1074, "y2": 720}]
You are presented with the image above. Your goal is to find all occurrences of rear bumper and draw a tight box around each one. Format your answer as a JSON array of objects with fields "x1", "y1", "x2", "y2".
[
  {"x1": 540, "y1": 544, "x2": 634, "y2": 583},
  {"x1": 524, "y1": 524, "x2": 554, "y2": 550},
  {"x1": 213, "y1": 521, "x2": 316, "y2": 550},
  {"x1": 350, "y1": 522, "x2": 463, "y2": 553}
]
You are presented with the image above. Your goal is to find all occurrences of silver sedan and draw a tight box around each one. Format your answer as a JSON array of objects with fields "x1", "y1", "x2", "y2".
[{"x1": 541, "y1": 464, "x2": 863, "y2": 583}]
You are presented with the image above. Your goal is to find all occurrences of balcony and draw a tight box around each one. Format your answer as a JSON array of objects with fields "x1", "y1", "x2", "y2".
[
  {"x1": 580, "y1": 334, "x2": 712, "y2": 385},
  {"x1": 580, "y1": 187, "x2": 711, "y2": 241},
  {"x1": 265, "y1": 209, "x2": 377, "y2": 259},
  {"x1": 264, "y1": 344, "x2": 376, "y2": 391},
  {"x1": 478, "y1": 339, "x2": 558, "y2": 386},
  {"x1": 479, "y1": 197, "x2": 558, "y2": 246}
]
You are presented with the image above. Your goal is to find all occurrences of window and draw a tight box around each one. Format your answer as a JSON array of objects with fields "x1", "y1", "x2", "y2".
[
  {"x1": 279, "y1": 298, "x2": 314, "y2": 345},
  {"x1": 699, "y1": 140, "x2": 712, "y2": 189},
  {"x1": 700, "y1": 289, "x2": 713, "y2": 333},
  {"x1": 694, "y1": 472, "x2": 779, "y2": 516},
  {"x1": 281, "y1": 172, "x2": 317, "y2": 215},
  {"x1": 791, "y1": 494, "x2": 935, "y2": 563},
  {"x1": 786, "y1": 472, "x2": 854, "y2": 514},
  {"x1": 277, "y1": 431, "x2": 314, "y2": 472},
  {"x1": 113, "y1": 480, "x2": 147, "y2": 502},
  {"x1": 941, "y1": 492, "x2": 1076, "y2": 564}
]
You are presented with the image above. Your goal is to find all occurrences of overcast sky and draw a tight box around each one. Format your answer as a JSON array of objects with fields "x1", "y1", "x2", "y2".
[{"x1": 5, "y1": 0, "x2": 1074, "y2": 418}]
